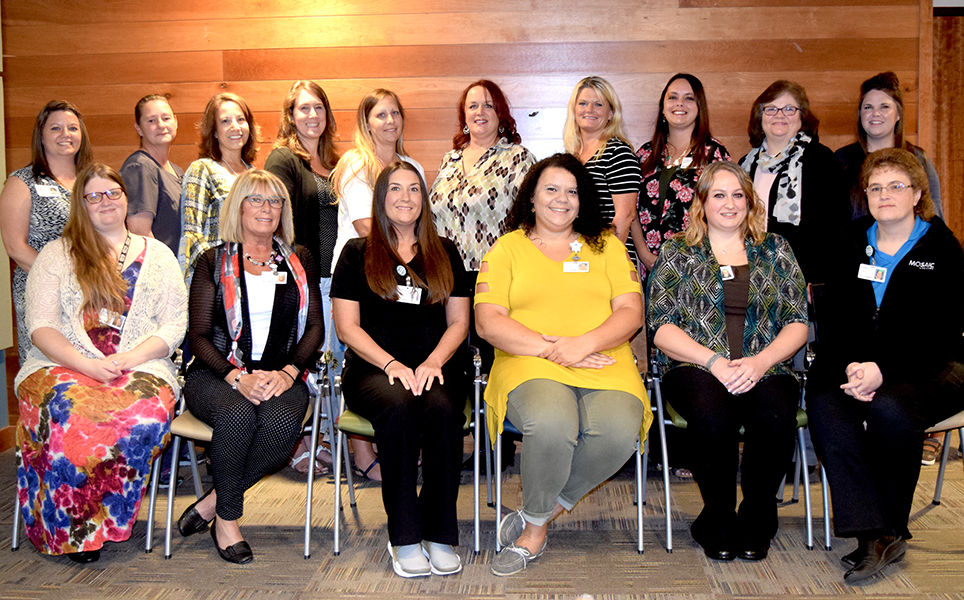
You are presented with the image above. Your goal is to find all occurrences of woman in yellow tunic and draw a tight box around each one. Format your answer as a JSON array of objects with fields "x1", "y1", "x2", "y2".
[{"x1": 475, "y1": 153, "x2": 650, "y2": 576}]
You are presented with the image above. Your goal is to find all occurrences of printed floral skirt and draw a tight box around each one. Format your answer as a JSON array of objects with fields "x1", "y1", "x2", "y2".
[{"x1": 16, "y1": 366, "x2": 176, "y2": 555}]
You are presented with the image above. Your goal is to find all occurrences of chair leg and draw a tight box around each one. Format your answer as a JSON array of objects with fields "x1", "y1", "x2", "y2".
[
  {"x1": 186, "y1": 443, "x2": 202, "y2": 499},
  {"x1": 163, "y1": 435, "x2": 184, "y2": 559},
  {"x1": 640, "y1": 436, "x2": 649, "y2": 506},
  {"x1": 473, "y1": 387, "x2": 481, "y2": 555},
  {"x1": 932, "y1": 429, "x2": 954, "y2": 505},
  {"x1": 636, "y1": 438, "x2": 644, "y2": 554},
  {"x1": 484, "y1": 415, "x2": 494, "y2": 507},
  {"x1": 145, "y1": 453, "x2": 162, "y2": 553},
  {"x1": 821, "y1": 465, "x2": 832, "y2": 551},
  {"x1": 654, "y1": 376, "x2": 673, "y2": 553},
  {"x1": 798, "y1": 427, "x2": 814, "y2": 550},
  {"x1": 495, "y1": 429, "x2": 503, "y2": 553},
  {"x1": 333, "y1": 429, "x2": 344, "y2": 556},
  {"x1": 11, "y1": 453, "x2": 21, "y2": 551},
  {"x1": 304, "y1": 390, "x2": 323, "y2": 560}
]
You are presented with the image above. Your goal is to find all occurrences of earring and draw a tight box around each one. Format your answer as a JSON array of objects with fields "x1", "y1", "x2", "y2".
[
  {"x1": 499, "y1": 126, "x2": 505, "y2": 134},
  {"x1": 463, "y1": 125, "x2": 469, "y2": 135}
]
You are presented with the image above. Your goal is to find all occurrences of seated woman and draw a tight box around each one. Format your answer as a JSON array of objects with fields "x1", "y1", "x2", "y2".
[
  {"x1": 332, "y1": 161, "x2": 470, "y2": 578},
  {"x1": 176, "y1": 170, "x2": 323, "y2": 564},
  {"x1": 647, "y1": 161, "x2": 808, "y2": 562},
  {"x1": 475, "y1": 153, "x2": 650, "y2": 577},
  {"x1": 807, "y1": 148, "x2": 964, "y2": 585},
  {"x1": 15, "y1": 163, "x2": 187, "y2": 564}
]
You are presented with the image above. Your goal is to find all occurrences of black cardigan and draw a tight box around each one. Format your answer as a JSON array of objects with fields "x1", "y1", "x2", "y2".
[{"x1": 187, "y1": 243, "x2": 324, "y2": 379}]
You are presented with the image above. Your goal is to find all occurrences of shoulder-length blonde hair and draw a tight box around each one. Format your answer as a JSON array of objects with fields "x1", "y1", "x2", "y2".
[
  {"x1": 331, "y1": 89, "x2": 409, "y2": 199},
  {"x1": 273, "y1": 80, "x2": 340, "y2": 171},
  {"x1": 218, "y1": 169, "x2": 295, "y2": 244},
  {"x1": 684, "y1": 161, "x2": 767, "y2": 247},
  {"x1": 63, "y1": 163, "x2": 130, "y2": 324},
  {"x1": 197, "y1": 92, "x2": 260, "y2": 164},
  {"x1": 563, "y1": 76, "x2": 632, "y2": 161}
]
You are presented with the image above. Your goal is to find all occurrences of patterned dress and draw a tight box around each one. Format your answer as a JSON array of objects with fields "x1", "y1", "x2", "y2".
[
  {"x1": 8, "y1": 166, "x2": 71, "y2": 364},
  {"x1": 16, "y1": 244, "x2": 179, "y2": 556},
  {"x1": 636, "y1": 139, "x2": 730, "y2": 267},
  {"x1": 177, "y1": 158, "x2": 244, "y2": 285},
  {"x1": 430, "y1": 140, "x2": 535, "y2": 270}
]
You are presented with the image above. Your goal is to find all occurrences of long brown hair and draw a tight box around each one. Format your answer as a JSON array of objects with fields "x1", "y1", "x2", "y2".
[
  {"x1": 273, "y1": 80, "x2": 340, "y2": 170},
  {"x1": 856, "y1": 72, "x2": 908, "y2": 152},
  {"x1": 364, "y1": 162, "x2": 453, "y2": 304},
  {"x1": 30, "y1": 100, "x2": 93, "y2": 180},
  {"x1": 63, "y1": 163, "x2": 130, "y2": 325},
  {"x1": 197, "y1": 93, "x2": 259, "y2": 163},
  {"x1": 640, "y1": 74, "x2": 714, "y2": 176}
]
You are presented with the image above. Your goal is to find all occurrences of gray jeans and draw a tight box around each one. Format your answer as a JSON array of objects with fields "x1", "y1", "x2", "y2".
[{"x1": 505, "y1": 379, "x2": 644, "y2": 525}]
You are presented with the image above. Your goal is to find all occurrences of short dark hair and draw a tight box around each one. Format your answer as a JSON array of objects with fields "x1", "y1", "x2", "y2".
[
  {"x1": 748, "y1": 80, "x2": 820, "y2": 148},
  {"x1": 506, "y1": 153, "x2": 607, "y2": 252}
]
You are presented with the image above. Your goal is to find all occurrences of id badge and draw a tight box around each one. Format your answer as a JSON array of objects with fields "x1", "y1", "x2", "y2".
[
  {"x1": 857, "y1": 263, "x2": 887, "y2": 282},
  {"x1": 720, "y1": 265, "x2": 735, "y2": 281},
  {"x1": 264, "y1": 271, "x2": 287, "y2": 285},
  {"x1": 35, "y1": 184, "x2": 60, "y2": 197},
  {"x1": 98, "y1": 308, "x2": 125, "y2": 331},
  {"x1": 397, "y1": 285, "x2": 422, "y2": 304},
  {"x1": 563, "y1": 261, "x2": 589, "y2": 273}
]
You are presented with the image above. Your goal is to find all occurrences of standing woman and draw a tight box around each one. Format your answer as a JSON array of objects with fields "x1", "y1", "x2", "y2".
[
  {"x1": 332, "y1": 162, "x2": 470, "y2": 578},
  {"x1": 122, "y1": 94, "x2": 184, "y2": 255},
  {"x1": 178, "y1": 93, "x2": 258, "y2": 283},
  {"x1": 739, "y1": 81, "x2": 849, "y2": 286},
  {"x1": 430, "y1": 80, "x2": 536, "y2": 271},
  {"x1": 16, "y1": 164, "x2": 187, "y2": 563},
  {"x1": 635, "y1": 74, "x2": 730, "y2": 274},
  {"x1": 648, "y1": 162, "x2": 808, "y2": 562},
  {"x1": 563, "y1": 76, "x2": 642, "y2": 265},
  {"x1": 836, "y1": 72, "x2": 943, "y2": 220},
  {"x1": 0, "y1": 100, "x2": 93, "y2": 363},
  {"x1": 330, "y1": 89, "x2": 424, "y2": 482},
  {"x1": 266, "y1": 81, "x2": 341, "y2": 474}
]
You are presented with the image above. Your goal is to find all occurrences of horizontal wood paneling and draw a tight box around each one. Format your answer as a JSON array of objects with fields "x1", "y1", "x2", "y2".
[{"x1": 4, "y1": 52, "x2": 224, "y2": 86}]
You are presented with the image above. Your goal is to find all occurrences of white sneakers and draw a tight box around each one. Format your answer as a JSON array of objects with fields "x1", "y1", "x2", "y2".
[{"x1": 387, "y1": 541, "x2": 462, "y2": 578}]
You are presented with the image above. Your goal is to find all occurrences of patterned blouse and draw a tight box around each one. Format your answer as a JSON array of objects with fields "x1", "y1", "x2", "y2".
[
  {"x1": 584, "y1": 138, "x2": 643, "y2": 263},
  {"x1": 177, "y1": 158, "x2": 244, "y2": 285},
  {"x1": 646, "y1": 233, "x2": 808, "y2": 379},
  {"x1": 430, "y1": 141, "x2": 535, "y2": 270},
  {"x1": 637, "y1": 138, "x2": 730, "y2": 260}
]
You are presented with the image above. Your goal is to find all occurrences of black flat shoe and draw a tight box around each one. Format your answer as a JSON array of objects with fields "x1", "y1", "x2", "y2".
[
  {"x1": 67, "y1": 549, "x2": 100, "y2": 564},
  {"x1": 840, "y1": 543, "x2": 867, "y2": 568},
  {"x1": 738, "y1": 547, "x2": 769, "y2": 561},
  {"x1": 844, "y1": 535, "x2": 906, "y2": 584},
  {"x1": 211, "y1": 521, "x2": 253, "y2": 565},
  {"x1": 177, "y1": 489, "x2": 214, "y2": 537},
  {"x1": 703, "y1": 547, "x2": 735, "y2": 561}
]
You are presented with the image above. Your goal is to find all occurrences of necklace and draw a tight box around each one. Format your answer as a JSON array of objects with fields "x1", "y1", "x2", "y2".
[
  {"x1": 244, "y1": 250, "x2": 277, "y2": 267},
  {"x1": 710, "y1": 239, "x2": 745, "y2": 255},
  {"x1": 221, "y1": 160, "x2": 241, "y2": 176},
  {"x1": 665, "y1": 144, "x2": 692, "y2": 168},
  {"x1": 116, "y1": 233, "x2": 132, "y2": 272}
]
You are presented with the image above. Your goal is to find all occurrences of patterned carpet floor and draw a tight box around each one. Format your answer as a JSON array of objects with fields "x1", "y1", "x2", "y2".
[{"x1": 2, "y1": 434, "x2": 964, "y2": 600}]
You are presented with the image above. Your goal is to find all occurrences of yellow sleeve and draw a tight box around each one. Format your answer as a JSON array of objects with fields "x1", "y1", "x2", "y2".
[
  {"x1": 603, "y1": 235, "x2": 642, "y2": 300},
  {"x1": 474, "y1": 237, "x2": 513, "y2": 309}
]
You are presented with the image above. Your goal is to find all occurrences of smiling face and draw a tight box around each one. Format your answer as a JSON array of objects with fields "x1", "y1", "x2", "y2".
[
  {"x1": 532, "y1": 167, "x2": 580, "y2": 234},
  {"x1": 574, "y1": 87, "x2": 612, "y2": 138},
  {"x1": 384, "y1": 168, "x2": 423, "y2": 231},
  {"x1": 867, "y1": 166, "x2": 920, "y2": 228},
  {"x1": 703, "y1": 170, "x2": 748, "y2": 234},
  {"x1": 293, "y1": 88, "x2": 327, "y2": 147},
  {"x1": 860, "y1": 89, "x2": 900, "y2": 143},
  {"x1": 214, "y1": 101, "x2": 250, "y2": 154},
  {"x1": 367, "y1": 96, "x2": 403, "y2": 151},
  {"x1": 662, "y1": 78, "x2": 699, "y2": 131},
  {"x1": 135, "y1": 99, "x2": 178, "y2": 150},
  {"x1": 464, "y1": 85, "x2": 499, "y2": 143},
  {"x1": 240, "y1": 184, "x2": 283, "y2": 239},
  {"x1": 84, "y1": 175, "x2": 128, "y2": 234},
  {"x1": 42, "y1": 110, "x2": 82, "y2": 160},
  {"x1": 761, "y1": 92, "x2": 802, "y2": 148}
]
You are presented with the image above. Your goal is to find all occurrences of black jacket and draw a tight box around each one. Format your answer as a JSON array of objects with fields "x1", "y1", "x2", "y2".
[{"x1": 809, "y1": 215, "x2": 964, "y2": 390}]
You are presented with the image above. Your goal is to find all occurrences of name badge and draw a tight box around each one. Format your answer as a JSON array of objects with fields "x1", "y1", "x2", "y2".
[
  {"x1": 263, "y1": 271, "x2": 287, "y2": 285},
  {"x1": 98, "y1": 308, "x2": 125, "y2": 332},
  {"x1": 35, "y1": 184, "x2": 60, "y2": 198},
  {"x1": 563, "y1": 261, "x2": 589, "y2": 273},
  {"x1": 397, "y1": 285, "x2": 422, "y2": 304},
  {"x1": 720, "y1": 265, "x2": 735, "y2": 281},
  {"x1": 857, "y1": 263, "x2": 887, "y2": 282}
]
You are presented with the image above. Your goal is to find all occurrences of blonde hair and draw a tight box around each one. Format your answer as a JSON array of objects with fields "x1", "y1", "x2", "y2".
[
  {"x1": 331, "y1": 89, "x2": 408, "y2": 200},
  {"x1": 684, "y1": 161, "x2": 767, "y2": 247},
  {"x1": 563, "y1": 76, "x2": 632, "y2": 161},
  {"x1": 218, "y1": 169, "x2": 295, "y2": 244}
]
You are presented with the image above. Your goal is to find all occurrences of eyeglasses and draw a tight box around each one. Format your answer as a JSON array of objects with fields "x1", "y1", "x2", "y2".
[
  {"x1": 865, "y1": 182, "x2": 913, "y2": 197},
  {"x1": 83, "y1": 188, "x2": 124, "y2": 204},
  {"x1": 244, "y1": 195, "x2": 285, "y2": 208},
  {"x1": 762, "y1": 105, "x2": 800, "y2": 117}
]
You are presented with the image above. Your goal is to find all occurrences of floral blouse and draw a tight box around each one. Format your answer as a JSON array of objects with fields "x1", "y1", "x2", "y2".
[
  {"x1": 429, "y1": 140, "x2": 535, "y2": 271},
  {"x1": 636, "y1": 138, "x2": 729, "y2": 260}
]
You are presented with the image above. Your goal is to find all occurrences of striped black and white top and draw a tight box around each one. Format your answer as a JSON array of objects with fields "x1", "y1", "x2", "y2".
[{"x1": 583, "y1": 138, "x2": 643, "y2": 264}]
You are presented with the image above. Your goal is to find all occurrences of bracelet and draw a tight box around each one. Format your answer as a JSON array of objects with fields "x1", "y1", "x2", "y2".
[
  {"x1": 279, "y1": 369, "x2": 295, "y2": 382},
  {"x1": 705, "y1": 353, "x2": 724, "y2": 370},
  {"x1": 231, "y1": 372, "x2": 243, "y2": 389},
  {"x1": 383, "y1": 358, "x2": 397, "y2": 372}
]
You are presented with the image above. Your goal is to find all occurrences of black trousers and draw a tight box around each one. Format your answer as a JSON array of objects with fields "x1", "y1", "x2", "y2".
[
  {"x1": 662, "y1": 367, "x2": 799, "y2": 549},
  {"x1": 808, "y1": 365, "x2": 964, "y2": 540},
  {"x1": 184, "y1": 369, "x2": 309, "y2": 521},
  {"x1": 343, "y1": 357, "x2": 466, "y2": 547}
]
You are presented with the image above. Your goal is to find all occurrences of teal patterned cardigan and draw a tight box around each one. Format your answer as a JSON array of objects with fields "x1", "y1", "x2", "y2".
[{"x1": 646, "y1": 233, "x2": 808, "y2": 379}]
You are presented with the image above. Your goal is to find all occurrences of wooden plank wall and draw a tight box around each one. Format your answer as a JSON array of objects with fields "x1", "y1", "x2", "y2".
[
  {"x1": 1, "y1": 0, "x2": 936, "y2": 206},
  {"x1": 934, "y1": 15, "x2": 963, "y2": 238}
]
